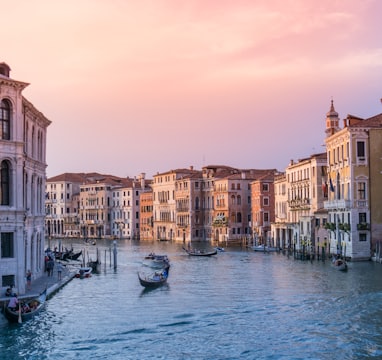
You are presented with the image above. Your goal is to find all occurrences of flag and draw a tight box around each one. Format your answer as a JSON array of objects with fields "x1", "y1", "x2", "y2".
[
  {"x1": 322, "y1": 181, "x2": 328, "y2": 197},
  {"x1": 329, "y1": 177, "x2": 335, "y2": 192}
]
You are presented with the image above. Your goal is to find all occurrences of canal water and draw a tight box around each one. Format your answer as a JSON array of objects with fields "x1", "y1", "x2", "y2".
[{"x1": 1, "y1": 239, "x2": 382, "y2": 359}]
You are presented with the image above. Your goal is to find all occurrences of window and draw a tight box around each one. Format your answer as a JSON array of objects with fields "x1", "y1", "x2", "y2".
[
  {"x1": 1, "y1": 232, "x2": 14, "y2": 258},
  {"x1": 359, "y1": 213, "x2": 367, "y2": 223},
  {"x1": 359, "y1": 233, "x2": 367, "y2": 242},
  {"x1": 357, "y1": 141, "x2": 365, "y2": 158},
  {"x1": 0, "y1": 161, "x2": 10, "y2": 205},
  {"x1": 357, "y1": 182, "x2": 366, "y2": 200},
  {"x1": 0, "y1": 99, "x2": 11, "y2": 140},
  {"x1": 263, "y1": 212, "x2": 269, "y2": 222},
  {"x1": 262, "y1": 183, "x2": 269, "y2": 192},
  {"x1": 263, "y1": 197, "x2": 269, "y2": 206},
  {"x1": 2, "y1": 274, "x2": 15, "y2": 287}
]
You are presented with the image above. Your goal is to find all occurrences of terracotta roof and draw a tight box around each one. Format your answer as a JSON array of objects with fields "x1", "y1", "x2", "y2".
[
  {"x1": 47, "y1": 172, "x2": 145, "y2": 188},
  {"x1": 348, "y1": 113, "x2": 382, "y2": 128}
]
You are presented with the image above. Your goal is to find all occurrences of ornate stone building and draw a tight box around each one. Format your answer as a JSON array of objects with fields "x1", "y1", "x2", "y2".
[
  {"x1": 324, "y1": 101, "x2": 382, "y2": 260},
  {"x1": 0, "y1": 62, "x2": 51, "y2": 294}
]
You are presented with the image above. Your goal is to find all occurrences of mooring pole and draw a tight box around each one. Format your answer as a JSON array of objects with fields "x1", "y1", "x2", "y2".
[{"x1": 113, "y1": 240, "x2": 117, "y2": 270}]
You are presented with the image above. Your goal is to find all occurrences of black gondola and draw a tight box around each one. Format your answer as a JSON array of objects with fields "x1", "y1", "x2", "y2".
[
  {"x1": 65, "y1": 250, "x2": 82, "y2": 261},
  {"x1": 183, "y1": 247, "x2": 217, "y2": 256},
  {"x1": 138, "y1": 266, "x2": 170, "y2": 288},
  {"x1": 4, "y1": 288, "x2": 47, "y2": 323}
]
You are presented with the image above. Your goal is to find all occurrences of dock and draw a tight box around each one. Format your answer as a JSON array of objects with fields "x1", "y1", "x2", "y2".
[{"x1": 1, "y1": 261, "x2": 78, "y2": 308}]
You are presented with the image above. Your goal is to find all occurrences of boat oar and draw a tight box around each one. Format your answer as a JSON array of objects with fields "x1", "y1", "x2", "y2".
[{"x1": 18, "y1": 300, "x2": 22, "y2": 324}]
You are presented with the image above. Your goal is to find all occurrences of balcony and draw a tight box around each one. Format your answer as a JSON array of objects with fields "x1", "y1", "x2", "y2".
[
  {"x1": 324, "y1": 199, "x2": 351, "y2": 210},
  {"x1": 356, "y1": 200, "x2": 368, "y2": 209},
  {"x1": 357, "y1": 223, "x2": 370, "y2": 231},
  {"x1": 288, "y1": 198, "x2": 310, "y2": 209},
  {"x1": 324, "y1": 222, "x2": 336, "y2": 232}
]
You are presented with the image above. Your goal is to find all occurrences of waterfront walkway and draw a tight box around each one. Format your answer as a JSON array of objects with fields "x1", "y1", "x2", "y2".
[{"x1": 1, "y1": 261, "x2": 79, "y2": 306}]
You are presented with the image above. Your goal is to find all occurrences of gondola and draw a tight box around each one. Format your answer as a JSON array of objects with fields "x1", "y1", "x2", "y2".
[
  {"x1": 4, "y1": 288, "x2": 47, "y2": 323},
  {"x1": 332, "y1": 258, "x2": 348, "y2": 271},
  {"x1": 143, "y1": 253, "x2": 170, "y2": 268},
  {"x1": 138, "y1": 266, "x2": 170, "y2": 288},
  {"x1": 252, "y1": 245, "x2": 278, "y2": 252},
  {"x1": 183, "y1": 247, "x2": 217, "y2": 256},
  {"x1": 66, "y1": 250, "x2": 82, "y2": 261}
]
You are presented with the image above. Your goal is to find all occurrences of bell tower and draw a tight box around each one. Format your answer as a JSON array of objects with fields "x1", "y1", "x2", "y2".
[
  {"x1": 0, "y1": 62, "x2": 11, "y2": 77},
  {"x1": 325, "y1": 99, "x2": 340, "y2": 137}
]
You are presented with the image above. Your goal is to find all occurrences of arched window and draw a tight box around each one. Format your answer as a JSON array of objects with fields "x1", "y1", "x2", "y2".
[
  {"x1": 195, "y1": 197, "x2": 199, "y2": 210},
  {"x1": 0, "y1": 99, "x2": 11, "y2": 140},
  {"x1": 0, "y1": 160, "x2": 10, "y2": 205}
]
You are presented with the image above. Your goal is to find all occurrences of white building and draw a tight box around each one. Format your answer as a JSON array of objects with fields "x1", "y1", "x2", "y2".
[
  {"x1": 111, "y1": 174, "x2": 149, "y2": 239},
  {"x1": 0, "y1": 63, "x2": 51, "y2": 295}
]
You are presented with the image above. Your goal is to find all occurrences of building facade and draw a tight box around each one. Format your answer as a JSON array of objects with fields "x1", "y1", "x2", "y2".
[
  {"x1": 324, "y1": 102, "x2": 382, "y2": 260},
  {"x1": 271, "y1": 152, "x2": 327, "y2": 253},
  {"x1": 140, "y1": 189, "x2": 154, "y2": 240},
  {"x1": 0, "y1": 63, "x2": 51, "y2": 295},
  {"x1": 45, "y1": 173, "x2": 89, "y2": 239},
  {"x1": 152, "y1": 168, "x2": 200, "y2": 241},
  {"x1": 111, "y1": 174, "x2": 150, "y2": 239},
  {"x1": 251, "y1": 172, "x2": 276, "y2": 246}
]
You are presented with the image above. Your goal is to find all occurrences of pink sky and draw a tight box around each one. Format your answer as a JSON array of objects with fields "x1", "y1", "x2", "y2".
[{"x1": 3, "y1": 0, "x2": 382, "y2": 178}]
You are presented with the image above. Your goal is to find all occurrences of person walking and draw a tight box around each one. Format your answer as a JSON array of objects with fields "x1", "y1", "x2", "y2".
[
  {"x1": 47, "y1": 257, "x2": 54, "y2": 276},
  {"x1": 26, "y1": 270, "x2": 32, "y2": 290},
  {"x1": 57, "y1": 262, "x2": 63, "y2": 280}
]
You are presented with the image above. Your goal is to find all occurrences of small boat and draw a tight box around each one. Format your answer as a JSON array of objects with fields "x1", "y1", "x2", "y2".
[
  {"x1": 138, "y1": 266, "x2": 170, "y2": 288},
  {"x1": 75, "y1": 267, "x2": 93, "y2": 278},
  {"x1": 87, "y1": 259, "x2": 101, "y2": 273},
  {"x1": 4, "y1": 289, "x2": 47, "y2": 323},
  {"x1": 332, "y1": 258, "x2": 348, "y2": 271},
  {"x1": 143, "y1": 253, "x2": 170, "y2": 268},
  {"x1": 66, "y1": 250, "x2": 82, "y2": 261},
  {"x1": 183, "y1": 247, "x2": 217, "y2": 256},
  {"x1": 252, "y1": 245, "x2": 278, "y2": 252},
  {"x1": 215, "y1": 246, "x2": 225, "y2": 252}
]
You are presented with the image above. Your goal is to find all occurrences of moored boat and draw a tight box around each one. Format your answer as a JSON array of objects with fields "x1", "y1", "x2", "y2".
[
  {"x1": 252, "y1": 245, "x2": 278, "y2": 252},
  {"x1": 4, "y1": 288, "x2": 47, "y2": 323},
  {"x1": 75, "y1": 267, "x2": 93, "y2": 278}
]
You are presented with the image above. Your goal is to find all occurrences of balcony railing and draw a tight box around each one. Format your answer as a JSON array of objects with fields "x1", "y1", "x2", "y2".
[
  {"x1": 324, "y1": 199, "x2": 351, "y2": 210},
  {"x1": 357, "y1": 223, "x2": 370, "y2": 231},
  {"x1": 288, "y1": 198, "x2": 310, "y2": 209}
]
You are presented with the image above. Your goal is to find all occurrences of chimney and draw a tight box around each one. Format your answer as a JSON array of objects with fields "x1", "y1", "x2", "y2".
[{"x1": 140, "y1": 173, "x2": 146, "y2": 189}]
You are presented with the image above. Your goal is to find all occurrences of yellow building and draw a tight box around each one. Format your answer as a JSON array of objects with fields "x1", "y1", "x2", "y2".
[{"x1": 324, "y1": 101, "x2": 382, "y2": 260}]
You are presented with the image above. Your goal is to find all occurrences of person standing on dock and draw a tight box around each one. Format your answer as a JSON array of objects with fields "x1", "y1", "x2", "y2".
[
  {"x1": 26, "y1": 270, "x2": 32, "y2": 290},
  {"x1": 57, "y1": 262, "x2": 63, "y2": 280},
  {"x1": 47, "y1": 257, "x2": 54, "y2": 276}
]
